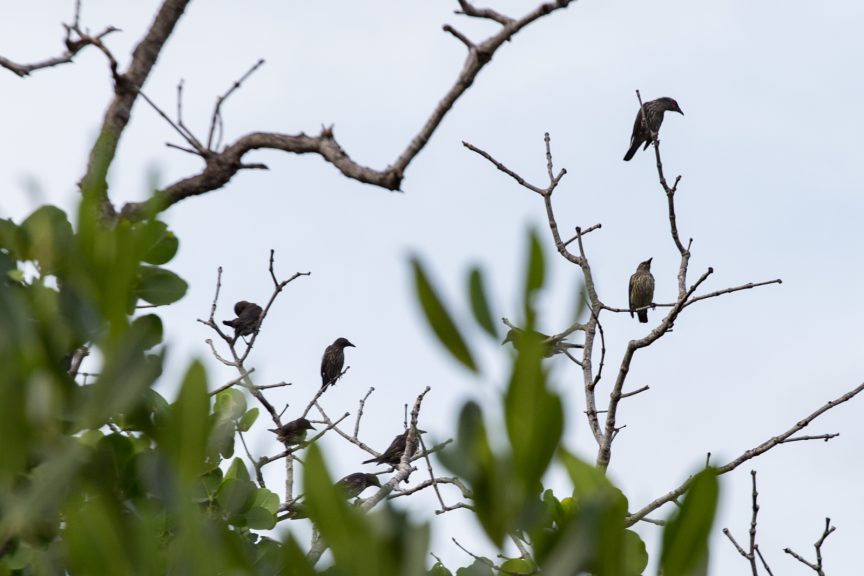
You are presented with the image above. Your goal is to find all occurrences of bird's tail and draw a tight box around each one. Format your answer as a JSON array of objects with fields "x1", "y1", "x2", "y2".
[
  {"x1": 362, "y1": 457, "x2": 378, "y2": 465},
  {"x1": 637, "y1": 309, "x2": 648, "y2": 323},
  {"x1": 623, "y1": 142, "x2": 639, "y2": 161}
]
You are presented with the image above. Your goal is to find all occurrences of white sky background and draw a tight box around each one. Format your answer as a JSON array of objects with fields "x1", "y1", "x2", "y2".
[{"x1": 1, "y1": 1, "x2": 863, "y2": 573}]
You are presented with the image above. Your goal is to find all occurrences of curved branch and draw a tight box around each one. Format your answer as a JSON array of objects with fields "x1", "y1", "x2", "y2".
[
  {"x1": 118, "y1": 0, "x2": 574, "y2": 221},
  {"x1": 80, "y1": 0, "x2": 191, "y2": 220},
  {"x1": 625, "y1": 381, "x2": 864, "y2": 526}
]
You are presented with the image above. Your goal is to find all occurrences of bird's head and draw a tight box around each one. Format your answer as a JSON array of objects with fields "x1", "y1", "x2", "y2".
[
  {"x1": 365, "y1": 473, "x2": 382, "y2": 488},
  {"x1": 334, "y1": 337, "x2": 355, "y2": 348},
  {"x1": 639, "y1": 257, "x2": 653, "y2": 271},
  {"x1": 233, "y1": 300, "x2": 252, "y2": 315},
  {"x1": 660, "y1": 97, "x2": 683, "y2": 115},
  {"x1": 298, "y1": 418, "x2": 316, "y2": 431}
]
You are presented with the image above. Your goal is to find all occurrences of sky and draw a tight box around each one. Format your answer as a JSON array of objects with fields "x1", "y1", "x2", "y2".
[{"x1": 1, "y1": 1, "x2": 863, "y2": 573}]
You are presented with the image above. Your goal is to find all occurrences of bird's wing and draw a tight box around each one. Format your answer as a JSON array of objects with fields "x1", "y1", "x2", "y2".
[{"x1": 628, "y1": 273, "x2": 635, "y2": 310}]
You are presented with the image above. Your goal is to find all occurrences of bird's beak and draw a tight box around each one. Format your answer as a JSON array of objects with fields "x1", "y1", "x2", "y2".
[
  {"x1": 647, "y1": 257, "x2": 653, "y2": 264},
  {"x1": 678, "y1": 108, "x2": 684, "y2": 115}
]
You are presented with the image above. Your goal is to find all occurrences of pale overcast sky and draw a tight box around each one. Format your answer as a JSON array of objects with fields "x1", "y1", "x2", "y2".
[{"x1": 1, "y1": 1, "x2": 862, "y2": 573}]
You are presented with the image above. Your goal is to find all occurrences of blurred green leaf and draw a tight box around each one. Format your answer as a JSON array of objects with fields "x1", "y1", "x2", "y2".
[
  {"x1": 623, "y1": 529, "x2": 649, "y2": 576},
  {"x1": 225, "y1": 458, "x2": 250, "y2": 482},
  {"x1": 238, "y1": 408, "x2": 259, "y2": 432},
  {"x1": 130, "y1": 314, "x2": 163, "y2": 351},
  {"x1": 505, "y1": 332, "x2": 563, "y2": 501},
  {"x1": 661, "y1": 468, "x2": 719, "y2": 576},
  {"x1": 499, "y1": 558, "x2": 534, "y2": 574},
  {"x1": 467, "y1": 267, "x2": 497, "y2": 338},
  {"x1": 411, "y1": 258, "x2": 477, "y2": 372},
  {"x1": 428, "y1": 562, "x2": 453, "y2": 576},
  {"x1": 163, "y1": 361, "x2": 211, "y2": 482},
  {"x1": 522, "y1": 229, "x2": 545, "y2": 322},
  {"x1": 217, "y1": 478, "x2": 256, "y2": 518},
  {"x1": 134, "y1": 265, "x2": 188, "y2": 306},
  {"x1": 215, "y1": 388, "x2": 247, "y2": 421},
  {"x1": 455, "y1": 559, "x2": 494, "y2": 576},
  {"x1": 139, "y1": 221, "x2": 179, "y2": 265},
  {"x1": 20, "y1": 206, "x2": 74, "y2": 275}
]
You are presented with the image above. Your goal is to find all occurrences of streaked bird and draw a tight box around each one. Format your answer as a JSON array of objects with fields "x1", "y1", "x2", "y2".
[
  {"x1": 222, "y1": 300, "x2": 263, "y2": 340},
  {"x1": 268, "y1": 417, "x2": 315, "y2": 446},
  {"x1": 629, "y1": 258, "x2": 655, "y2": 323},
  {"x1": 502, "y1": 327, "x2": 583, "y2": 358},
  {"x1": 335, "y1": 472, "x2": 381, "y2": 499},
  {"x1": 362, "y1": 429, "x2": 423, "y2": 467},
  {"x1": 320, "y1": 337, "x2": 355, "y2": 389},
  {"x1": 623, "y1": 97, "x2": 683, "y2": 161}
]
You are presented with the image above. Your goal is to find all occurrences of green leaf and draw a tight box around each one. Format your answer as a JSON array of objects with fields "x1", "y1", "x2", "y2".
[
  {"x1": 428, "y1": 562, "x2": 453, "y2": 576},
  {"x1": 239, "y1": 407, "x2": 259, "y2": 432},
  {"x1": 467, "y1": 267, "x2": 497, "y2": 338},
  {"x1": 622, "y1": 529, "x2": 649, "y2": 576},
  {"x1": 522, "y1": 229, "x2": 545, "y2": 315},
  {"x1": 139, "y1": 220, "x2": 179, "y2": 265},
  {"x1": 455, "y1": 559, "x2": 494, "y2": 576},
  {"x1": 225, "y1": 457, "x2": 251, "y2": 482},
  {"x1": 661, "y1": 468, "x2": 719, "y2": 576},
  {"x1": 215, "y1": 388, "x2": 247, "y2": 421},
  {"x1": 130, "y1": 314, "x2": 163, "y2": 351},
  {"x1": 245, "y1": 505, "x2": 276, "y2": 530},
  {"x1": 505, "y1": 333, "x2": 563, "y2": 498},
  {"x1": 499, "y1": 558, "x2": 534, "y2": 574},
  {"x1": 411, "y1": 257, "x2": 477, "y2": 372},
  {"x1": 164, "y1": 361, "x2": 211, "y2": 482},
  {"x1": 253, "y1": 486, "x2": 280, "y2": 514},
  {"x1": 134, "y1": 265, "x2": 188, "y2": 306},
  {"x1": 20, "y1": 205, "x2": 74, "y2": 274},
  {"x1": 217, "y1": 478, "x2": 256, "y2": 517}
]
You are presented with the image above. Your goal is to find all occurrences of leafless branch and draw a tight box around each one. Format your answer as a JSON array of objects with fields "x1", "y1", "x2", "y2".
[
  {"x1": 0, "y1": 4, "x2": 119, "y2": 78},
  {"x1": 207, "y1": 58, "x2": 266, "y2": 151},
  {"x1": 722, "y1": 470, "x2": 765, "y2": 576},
  {"x1": 112, "y1": 0, "x2": 572, "y2": 221},
  {"x1": 354, "y1": 387, "x2": 376, "y2": 438},
  {"x1": 784, "y1": 518, "x2": 835, "y2": 575},
  {"x1": 626, "y1": 381, "x2": 864, "y2": 526}
]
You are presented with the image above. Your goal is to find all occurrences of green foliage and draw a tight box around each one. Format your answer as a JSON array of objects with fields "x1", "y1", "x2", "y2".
[
  {"x1": 660, "y1": 468, "x2": 719, "y2": 576},
  {"x1": 411, "y1": 257, "x2": 477, "y2": 372},
  {"x1": 467, "y1": 267, "x2": 497, "y2": 338}
]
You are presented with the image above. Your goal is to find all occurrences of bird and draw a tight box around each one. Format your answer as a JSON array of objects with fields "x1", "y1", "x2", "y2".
[
  {"x1": 335, "y1": 472, "x2": 381, "y2": 499},
  {"x1": 320, "y1": 337, "x2": 355, "y2": 389},
  {"x1": 268, "y1": 417, "x2": 315, "y2": 446},
  {"x1": 629, "y1": 258, "x2": 655, "y2": 323},
  {"x1": 623, "y1": 97, "x2": 684, "y2": 161},
  {"x1": 362, "y1": 429, "x2": 424, "y2": 467},
  {"x1": 502, "y1": 327, "x2": 583, "y2": 358},
  {"x1": 222, "y1": 300, "x2": 263, "y2": 340}
]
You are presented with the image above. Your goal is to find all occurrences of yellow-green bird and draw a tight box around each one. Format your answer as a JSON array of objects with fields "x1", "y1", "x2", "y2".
[{"x1": 629, "y1": 258, "x2": 655, "y2": 323}]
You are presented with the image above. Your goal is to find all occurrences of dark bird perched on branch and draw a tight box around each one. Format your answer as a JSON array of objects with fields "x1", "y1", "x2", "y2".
[
  {"x1": 362, "y1": 429, "x2": 424, "y2": 467},
  {"x1": 320, "y1": 337, "x2": 355, "y2": 390},
  {"x1": 502, "y1": 327, "x2": 583, "y2": 358},
  {"x1": 623, "y1": 97, "x2": 683, "y2": 161},
  {"x1": 629, "y1": 258, "x2": 655, "y2": 323},
  {"x1": 222, "y1": 300, "x2": 263, "y2": 340},
  {"x1": 335, "y1": 472, "x2": 382, "y2": 499},
  {"x1": 268, "y1": 417, "x2": 315, "y2": 446}
]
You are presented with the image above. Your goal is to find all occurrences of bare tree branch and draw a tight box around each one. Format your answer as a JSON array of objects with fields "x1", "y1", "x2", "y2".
[
  {"x1": 626, "y1": 381, "x2": 864, "y2": 526},
  {"x1": 80, "y1": 0, "x2": 192, "y2": 221},
  {"x1": 784, "y1": 518, "x2": 835, "y2": 575},
  {"x1": 116, "y1": 0, "x2": 573, "y2": 221}
]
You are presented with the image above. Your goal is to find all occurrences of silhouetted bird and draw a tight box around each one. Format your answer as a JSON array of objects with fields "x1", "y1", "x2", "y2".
[
  {"x1": 268, "y1": 417, "x2": 315, "y2": 446},
  {"x1": 222, "y1": 300, "x2": 263, "y2": 340},
  {"x1": 502, "y1": 327, "x2": 583, "y2": 358},
  {"x1": 335, "y1": 472, "x2": 381, "y2": 499},
  {"x1": 629, "y1": 258, "x2": 655, "y2": 323},
  {"x1": 362, "y1": 429, "x2": 424, "y2": 467},
  {"x1": 320, "y1": 337, "x2": 355, "y2": 389},
  {"x1": 623, "y1": 97, "x2": 684, "y2": 161}
]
